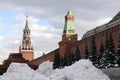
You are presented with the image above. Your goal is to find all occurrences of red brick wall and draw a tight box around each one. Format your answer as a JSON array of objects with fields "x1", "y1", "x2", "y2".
[
  {"x1": 21, "y1": 51, "x2": 34, "y2": 61},
  {"x1": 59, "y1": 40, "x2": 78, "y2": 58},
  {"x1": 31, "y1": 25, "x2": 120, "y2": 66},
  {"x1": 78, "y1": 25, "x2": 120, "y2": 57},
  {"x1": 31, "y1": 50, "x2": 56, "y2": 66}
]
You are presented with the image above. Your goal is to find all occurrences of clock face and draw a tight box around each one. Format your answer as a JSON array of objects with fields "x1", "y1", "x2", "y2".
[
  {"x1": 68, "y1": 29, "x2": 75, "y2": 33},
  {"x1": 26, "y1": 40, "x2": 29, "y2": 45},
  {"x1": 67, "y1": 22, "x2": 76, "y2": 34}
]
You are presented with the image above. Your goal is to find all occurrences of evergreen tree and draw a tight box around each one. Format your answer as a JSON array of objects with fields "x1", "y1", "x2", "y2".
[
  {"x1": 98, "y1": 34, "x2": 115, "y2": 68},
  {"x1": 108, "y1": 32, "x2": 115, "y2": 54},
  {"x1": 53, "y1": 50, "x2": 60, "y2": 69},
  {"x1": 117, "y1": 35, "x2": 120, "y2": 56},
  {"x1": 95, "y1": 41, "x2": 104, "y2": 68},
  {"x1": 99, "y1": 49, "x2": 115, "y2": 68},
  {"x1": 115, "y1": 35, "x2": 120, "y2": 66},
  {"x1": 89, "y1": 36, "x2": 97, "y2": 63},
  {"x1": 74, "y1": 46, "x2": 81, "y2": 61},
  {"x1": 63, "y1": 55, "x2": 67, "y2": 67},
  {"x1": 98, "y1": 40, "x2": 104, "y2": 61},
  {"x1": 84, "y1": 45, "x2": 89, "y2": 59},
  {"x1": 67, "y1": 52, "x2": 74, "y2": 66},
  {"x1": 99, "y1": 40, "x2": 104, "y2": 54},
  {"x1": 60, "y1": 57, "x2": 64, "y2": 68},
  {"x1": 105, "y1": 35, "x2": 109, "y2": 49}
]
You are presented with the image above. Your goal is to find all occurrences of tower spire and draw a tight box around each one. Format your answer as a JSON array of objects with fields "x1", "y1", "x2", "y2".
[
  {"x1": 67, "y1": 9, "x2": 73, "y2": 15},
  {"x1": 25, "y1": 16, "x2": 29, "y2": 30}
]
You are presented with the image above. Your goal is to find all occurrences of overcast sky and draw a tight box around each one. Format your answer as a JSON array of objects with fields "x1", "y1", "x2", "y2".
[{"x1": 0, "y1": 0, "x2": 120, "y2": 64}]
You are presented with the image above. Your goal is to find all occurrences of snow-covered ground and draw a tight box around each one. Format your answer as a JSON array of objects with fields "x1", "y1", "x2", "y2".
[{"x1": 0, "y1": 59, "x2": 110, "y2": 80}]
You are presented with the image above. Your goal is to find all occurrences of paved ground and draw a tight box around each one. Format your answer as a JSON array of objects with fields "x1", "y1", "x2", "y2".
[{"x1": 101, "y1": 68, "x2": 120, "y2": 80}]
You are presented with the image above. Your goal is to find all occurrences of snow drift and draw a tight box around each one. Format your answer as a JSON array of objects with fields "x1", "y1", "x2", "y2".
[{"x1": 0, "y1": 59, "x2": 110, "y2": 80}]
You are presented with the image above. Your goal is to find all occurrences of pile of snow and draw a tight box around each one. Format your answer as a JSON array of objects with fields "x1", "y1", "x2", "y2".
[
  {"x1": 0, "y1": 63, "x2": 49, "y2": 80},
  {"x1": 0, "y1": 60, "x2": 110, "y2": 80},
  {"x1": 0, "y1": 63, "x2": 35, "y2": 80},
  {"x1": 37, "y1": 61, "x2": 53, "y2": 77}
]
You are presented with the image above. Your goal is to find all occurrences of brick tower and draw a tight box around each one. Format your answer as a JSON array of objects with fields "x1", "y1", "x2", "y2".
[
  {"x1": 19, "y1": 16, "x2": 34, "y2": 61},
  {"x1": 59, "y1": 10, "x2": 78, "y2": 58}
]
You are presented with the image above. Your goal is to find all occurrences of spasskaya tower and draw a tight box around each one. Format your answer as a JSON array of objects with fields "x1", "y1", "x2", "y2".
[{"x1": 19, "y1": 16, "x2": 34, "y2": 61}]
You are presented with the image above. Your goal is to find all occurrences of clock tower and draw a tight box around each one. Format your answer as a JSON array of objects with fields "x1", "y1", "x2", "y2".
[
  {"x1": 62, "y1": 10, "x2": 77, "y2": 41},
  {"x1": 59, "y1": 10, "x2": 78, "y2": 58},
  {"x1": 19, "y1": 16, "x2": 34, "y2": 61}
]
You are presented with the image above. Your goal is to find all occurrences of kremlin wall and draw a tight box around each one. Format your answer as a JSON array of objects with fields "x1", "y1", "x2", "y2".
[
  {"x1": 31, "y1": 10, "x2": 120, "y2": 66},
  {"x1": 0, "y1": 10, "x2": 120, "y2": 74}
]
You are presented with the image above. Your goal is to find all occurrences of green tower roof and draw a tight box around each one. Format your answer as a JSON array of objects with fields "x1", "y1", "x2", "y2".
[
  {"x1": 63, "y1": 21, "x2": 76, "y2": 35},
  {"x1": 63, "y1": 10, "x2": 76, "y2": 35}
]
